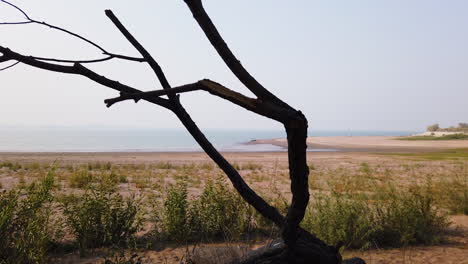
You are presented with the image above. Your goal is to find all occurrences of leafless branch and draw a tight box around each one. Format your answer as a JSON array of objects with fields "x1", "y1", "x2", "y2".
[
  {"x1": 0, "y1": 0, "x2": 31, "y2": 20},
  {"x1": 0, "y1": 60, "x2": 19, "y2": 71},
  {"x1": 105, "y1": 83, "x2": 199, "y2": 107},
  {"x1": 105, "y1": 10, "x2": 173, "y2": 97},
  {"x1": 105, "y1": 53, "x2": 145, "y2": 62},
  {"x1": 31, "y1": 55, "x2": 114, "y2": 64},
  {"x1": 0, "y1": 1, "x2": 145, "y2": 64},
  {"x1": 31, "y1": 19, "x2": 108, "y2": 53},
  {"x1": 183, "y1": 0, "x2": 291, "y2": 109},
  {"x1": 0, "y1": 45, "x2": 171, "y2": 108},
  {"x1": 0, "y1": 21, "x2": 33, "y2": 25}
]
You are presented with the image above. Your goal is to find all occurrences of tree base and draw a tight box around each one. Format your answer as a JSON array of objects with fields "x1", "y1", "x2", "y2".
[{"x1": 237, "y1": 230, "x2": 365, "y2": 264}]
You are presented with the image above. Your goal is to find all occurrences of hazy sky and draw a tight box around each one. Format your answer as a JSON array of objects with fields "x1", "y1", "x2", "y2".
[{"x1": 1, "y1": 0, "x2": 467, "y2": 131}]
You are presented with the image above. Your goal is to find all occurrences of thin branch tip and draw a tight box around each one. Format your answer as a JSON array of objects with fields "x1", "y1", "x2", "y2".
[
  {"x1": 0, "y1": 0, "x2": 31, "y2": 20},
  {"x1": 0, "y1": 61, "x2": 20, "y2": 71}
]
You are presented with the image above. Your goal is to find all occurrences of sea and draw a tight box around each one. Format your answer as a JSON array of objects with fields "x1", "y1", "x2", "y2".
[{"x1": 0, "y1": 127, "x2": 416, "y2": 152}]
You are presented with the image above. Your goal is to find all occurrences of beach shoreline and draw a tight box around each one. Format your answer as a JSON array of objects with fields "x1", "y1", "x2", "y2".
[
  {"x1": 247, "y1": 135, "x2": 468, "y2": 152},
  {"x1": 1, "y1": 136, "x2": 467, "y2": 163}
]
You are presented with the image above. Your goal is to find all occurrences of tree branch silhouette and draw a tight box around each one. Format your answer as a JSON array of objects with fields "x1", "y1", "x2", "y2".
[
  {"x1": 1, "y1": 1, "x2": 350, "y2": 263},
  {"x1": 0, "y1": 0, "x2": 145, "y2": 64}
]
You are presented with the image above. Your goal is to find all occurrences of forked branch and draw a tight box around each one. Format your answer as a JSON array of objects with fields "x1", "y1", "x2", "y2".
[
  {"x1": 183, "y1": 0, "x2": 292, "y2": 110},
  {"x1": 0, "y1": 46, "x2": 171, "y2": 109},
  {"x1": 105, "y1": 10, "x2": 172, "y2": 92}
]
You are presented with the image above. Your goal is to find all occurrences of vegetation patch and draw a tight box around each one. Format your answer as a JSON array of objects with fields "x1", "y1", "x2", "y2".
[
  {"x1": 0, "y1": 170, "x2": 57, "y2": 264},
  {"x1": 380, "y1": 149, "x2": 468, "y2": 160},
  {"x1": 154, "y1": 177, "x2": 274, "y2": 243},
  {"x1": 61, "y1": 184, "x2": 142, "y2": 254},
  {"x1": 1, "y1": 159, "x2": 466, "y2": 260},
  {"x1": 397, "y1": 134, "x2": 468, "y2": 141},
  {"x1": 302, "y1": 180, "x2": 449, "y2": 249}
]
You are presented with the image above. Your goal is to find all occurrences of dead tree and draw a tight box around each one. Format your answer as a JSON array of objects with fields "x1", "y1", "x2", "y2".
[{"x1": 1, "y1": 1, "x2": 363, "y2": 263}]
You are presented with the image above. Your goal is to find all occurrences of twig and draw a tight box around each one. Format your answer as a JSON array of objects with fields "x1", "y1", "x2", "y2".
[
  {"x1": 32, "y1": 56, "x2": 113, "y2": 64},
  {"x1": 0, "y1": 1, "x2": 145, "y2": 64},
  {"x1": 105, "y1": 53, "x2": 145, "y2": 62},
  {"x1": 0, "y1": 60, "x2": 19, "y2": 71},
  {"x1": 0, "y1": 0, "x2": 31, "y2": 20},
  {"x1": 31, "y1": 19, "x2": 107, "y2": 53},
  {"x1": 0, "y1": 21, "x2": 33, "y2": 25}
]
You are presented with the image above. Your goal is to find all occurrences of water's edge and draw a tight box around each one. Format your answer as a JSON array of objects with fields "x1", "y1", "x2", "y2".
[{"x1": 0, "y1": 128, "x2": 415, "y2": 152}]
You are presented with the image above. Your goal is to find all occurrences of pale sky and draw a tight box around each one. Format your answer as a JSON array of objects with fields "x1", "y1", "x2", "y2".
[{"x1": 1, "y1": 0, "x2": 467, "y2": 132}]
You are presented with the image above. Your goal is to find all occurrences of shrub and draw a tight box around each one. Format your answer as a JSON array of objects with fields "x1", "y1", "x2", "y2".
[
  {"x1": 100, "y1": 170, "x2": 128, "y2": 187},
  {"x1": 0, "y1": 170, "x2": 56, "y2": 264},
  {"x1": 302, "y1": 191, "x2": 374, "y2": 249},
  {"x1": 156, "y1": 177, "x2": 271, "y2": 242},
  {"x1": 69, "y1": 168, "x2": 94, "y2": 188},
  {"x1": 161, "y1": 180, "x2": 189, "y2": 242},
  {"x1": 432, "y1": 172, "x2": 468, "y2": 215},
  {"x1": 302, "y1": 180, "x2": 449, "y2": 249},
  {"x1": 372, "y1": 183, "x2": 448, "y2": 246},
  {"x1": 61, "y1": 184, "x2": 142, "y2": 254},
  {"x1": 188, "y1": 178, "x2": 256, "y2": 240}
]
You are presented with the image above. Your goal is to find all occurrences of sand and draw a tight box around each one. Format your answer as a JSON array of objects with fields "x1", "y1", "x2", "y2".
[{"x1": 249, "y1": 136, "x2": 468, "y2": 152}]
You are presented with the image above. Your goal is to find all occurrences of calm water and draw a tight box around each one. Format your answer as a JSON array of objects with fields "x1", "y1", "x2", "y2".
[{"x1": 0, "y1": 127, "x2": 415, "y2": 152}]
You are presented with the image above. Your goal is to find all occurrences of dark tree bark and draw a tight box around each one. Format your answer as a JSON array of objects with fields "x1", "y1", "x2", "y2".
[{"x1": 0, "y1": 1, "x2": 366, "y2": 263}]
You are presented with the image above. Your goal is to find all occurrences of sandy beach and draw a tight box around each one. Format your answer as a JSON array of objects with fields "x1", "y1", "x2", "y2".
[{"x1": 249, "y1": 136, "x2": 468, "y2": 152}]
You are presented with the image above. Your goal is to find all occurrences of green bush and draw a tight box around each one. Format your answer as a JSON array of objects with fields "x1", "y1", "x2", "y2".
[
  {"x1": 302, "y1": 181, "x2": 449, "y2": 249},
  {"x1": 0, "y1": 170, "x2": 56, "y2": 264},
  {"x1": 188, "y1": 178, "x2": 257, "y2": 240},
  {"x1": 161, "y1": 180, "x2": 189, "y2": 242},
  {"x1": 302, "y1": 191, "x2": 374, "y2": 249},
  {"x1": 371, "y1": 185, "x2": 448, "y2": 247},
  {"x1": 156, "y1": 177, "x2": 272, "y2": 242},
  {"x1": 61, "y1": 184, "x2": 142, "y2": 254}
]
